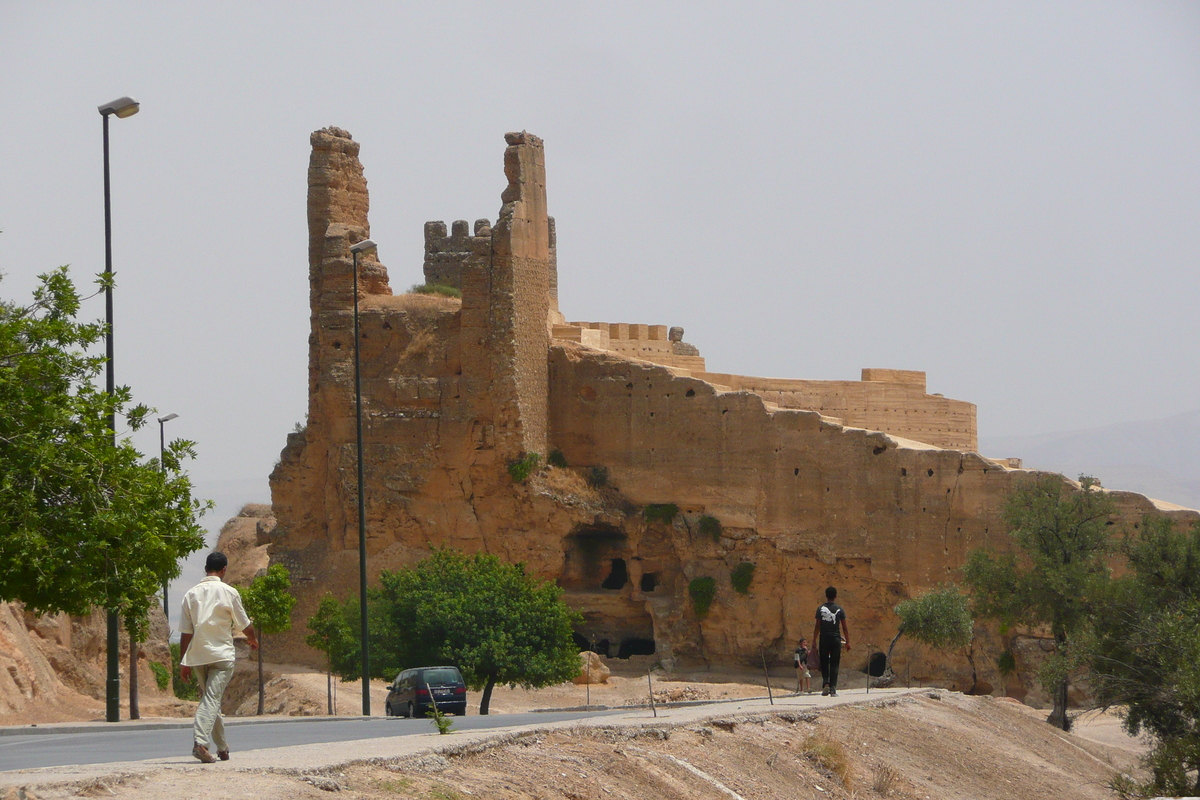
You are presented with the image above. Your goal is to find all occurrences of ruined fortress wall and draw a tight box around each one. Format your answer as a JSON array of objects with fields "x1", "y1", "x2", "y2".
[
  {"x1": 267, "y1": 127, "x2": 1198, "y2": 684},
  {"x1": 696, "y1": 370, "x2": 977, "y2": 451}
]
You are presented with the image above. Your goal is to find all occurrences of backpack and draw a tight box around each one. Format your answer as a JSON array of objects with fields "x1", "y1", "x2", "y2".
[{"x1": 793, "y1": 645, "x2": 808, "y2": 668}]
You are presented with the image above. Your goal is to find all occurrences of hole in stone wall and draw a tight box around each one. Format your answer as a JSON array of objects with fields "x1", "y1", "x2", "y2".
[
  {"x1": 873, "y1": 446, "x2": 885, "y2": 455},
  {"x1": 901, "y1": 468, "x2": 907, "y2": 476},
  {"x1": 617, "y1": 638, "x2": 656, "y2": 659},
  {"x1": 593, "y1": 639, "x2": 611, "y2": 657},
  {"x1": 562, "y1": 525, "x2": 627, "y2": 591},
  {"x1": 332, "y1": 341, "x2": 342, "y2": 350},
  {"x1": 866, "y1": 652, "x2": 887, "y2": 677},
  {"x1": 794, "y1": 468, "x2": 800, "y2": 476},
  {"x1": 640, "y1": 573, "x2": 658, "y2": 592},
  {"x1": 573, "y1": 632, "x2": 589, "y2": 651},
  {"x1": 602, "y1": 558, "x2": 629, "y2": 590},
  {"x1": 686, "y1": 388, "x2": 696, "y2": 397},
  {"x1": 927, "y1": 469, "x2": 935, "y2": 477}
]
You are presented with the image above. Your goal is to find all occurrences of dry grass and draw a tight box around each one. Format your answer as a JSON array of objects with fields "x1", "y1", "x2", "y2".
[
  {"x1": 872, "y1": 762, "x2": 899, "y2": 795},
  {"x1": 803, "y1": 731, "x2": 852, "y2": 787},
  {"x1": 402, "y1": 328, "x2": 436, "y2": 361},
  {"x1": 385, "y1": 292, "x2": 461, "y2": 313},
  {"x1": 537, "y1": 466, "x2": 603, "y2": 507}
]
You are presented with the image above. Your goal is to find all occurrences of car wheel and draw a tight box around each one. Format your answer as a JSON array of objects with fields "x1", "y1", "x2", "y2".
[{"x1": 407, "y1": 701, "x2": 414, "y2": 719}]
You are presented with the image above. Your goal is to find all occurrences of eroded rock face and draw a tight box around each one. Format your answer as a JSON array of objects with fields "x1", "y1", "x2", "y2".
[
  {"x1": 259, "y1": 127, "x2": 1200, "y2": 702},
  {"x1": 0, "y1": 603, "x2": 179, "y2": 723}
]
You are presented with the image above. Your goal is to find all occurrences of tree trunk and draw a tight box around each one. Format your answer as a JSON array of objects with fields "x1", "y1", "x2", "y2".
[
  {"x1": 1046, "y1": 632, "x2": 1071, "y2": 731},
  {"x1": 327, "y1": 669, "x2": 333, "y2": 715},
  {"x1": 256, "y1": 625, "x2": 265, "y2": 716},
  {"x1": 129, "y1": 630, "x2": 140, "y2": 720},
  {"x1": 964, "y1": 643, "x2": 978, "y2": 695},
  {"x1": 885, "y1": 628, "x2": 904, "y2": 673},
  {"x1": 479, "y1": 673, "x2": 497, "y2": 715}
]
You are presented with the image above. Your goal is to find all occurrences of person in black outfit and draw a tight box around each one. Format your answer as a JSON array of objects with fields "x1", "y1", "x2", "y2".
[{"x1": 812, "y1": 585, "x2": 851, "y2": 696}]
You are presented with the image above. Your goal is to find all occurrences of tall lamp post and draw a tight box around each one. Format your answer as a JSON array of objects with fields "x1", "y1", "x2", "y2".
[
  {"x1": 99, "y1": 95, "x2": 140, "y2": 723},
  {"x1": 349, "y1": 237, "x2": 377, "y2": 716},
  {"x1": 157, "y1": 413, "x2": 179, "y2": 616}
]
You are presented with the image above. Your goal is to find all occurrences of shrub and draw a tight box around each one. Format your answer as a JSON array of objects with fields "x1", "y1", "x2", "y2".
[
  {"x1": 644, "y1": 503, "x2": 679, "y2": 524},
  {"x1": 409, "y1": 283, "x2": 462, "y2": 298},
  {"x1": 149, "y1": 661, "x2": 171, "y2": 691},
  {"x1": 689, "y1": 577, "x2": 717, "y2": 617},
  {"x1": 170, "y1": 642, "x2": 199, "y2": 701},
  {"x1": 698, "y1": 515, "x2": 722, "y2": 541},
  {"x1": 997, "y1": 649, "x2": 1016, "y2": 676},
  {"x1": 586, "y1": 466, "x2": 609, "y2": 488},
  {"x1": 427, "y1": 705, "x2": 455, "y2": 735},
  {"x1": 730, "y1": 562, "x2": 756, "y2": 594},
  {"x1": 507, "y1": 452, "x2": 540, "y2": 483},
  {"x1": 548, "y1": 449, "x2": 568, "y2": 468}
]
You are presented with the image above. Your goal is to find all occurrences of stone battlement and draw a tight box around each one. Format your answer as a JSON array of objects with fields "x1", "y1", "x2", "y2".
[{"x1": 423, "y1": 219, "x2": 492, "y2": 289}]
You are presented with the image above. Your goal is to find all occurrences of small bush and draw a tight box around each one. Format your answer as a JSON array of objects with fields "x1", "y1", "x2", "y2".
[
  {"x1": 644, "y1": 503, "x2": 679, "y2": 524},
  {"x1": 149, "y1": 661, "x2": 171, "y2": 691},
  {"x1": 548, "y1": 449, "x2": 568, "y2": 468},
  {"x1": 586, "y1": 465, "x2": 609, "y2": 488},
  {"x1": 507, "y1": 452, "x2": 541, "y2": 483},
  {"x1": 698, "y1": 515, "x2": 722, "y2": 541},
  {"x1": 997, "y1": 649, "x2": 1016, "y2": 676},
  {"x1": 410, "y1": 283, "x2": 462, "y2": 298},
  {"x1": 730, "y1": 562, "x2": 756, "y2": 594},
  {"x1": 427, "y1": 705, "x2": 454, "y2": 735},
  {"x1": 689, "y1": 577, "x2": 717, "y2": 617}
]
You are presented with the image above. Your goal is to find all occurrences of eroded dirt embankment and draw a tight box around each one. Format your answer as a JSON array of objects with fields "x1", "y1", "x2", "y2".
[{"x1": 16, "y1": 692, "x2": 1142, "y2": 800}]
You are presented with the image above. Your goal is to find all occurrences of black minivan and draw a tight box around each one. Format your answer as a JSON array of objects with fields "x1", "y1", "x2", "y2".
[{"x1": 385, "y1": 666, "x2": 468, "y2": 717}]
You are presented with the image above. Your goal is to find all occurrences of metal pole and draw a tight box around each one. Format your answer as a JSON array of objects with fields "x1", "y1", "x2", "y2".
[
  {"x1": 647, "y1": 668, "x2": 656, "y2": 717},
  {"x1": 159, "y1": 420, "x2": 168, "y2": 616},
  {"x1": 101, "y1": 110, "x2": 121, "y2": 724},
  {"x1": 353, "y1": 248, "x2": 370, "y2": 716}
]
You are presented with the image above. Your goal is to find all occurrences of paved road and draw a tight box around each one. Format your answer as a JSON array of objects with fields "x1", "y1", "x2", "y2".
[{"x1": 0, "y1": 710, "x2": 625, "y2": 771}]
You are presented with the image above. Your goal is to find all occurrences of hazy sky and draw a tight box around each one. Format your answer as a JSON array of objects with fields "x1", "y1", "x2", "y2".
[{"x1": 2, "y1": 1, "x2": 1198, "y2": 508}]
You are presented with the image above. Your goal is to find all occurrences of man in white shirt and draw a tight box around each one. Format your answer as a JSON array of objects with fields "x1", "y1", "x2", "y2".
[{"x1": 179, "y1": 552, "x2": 258, "y2": 763}]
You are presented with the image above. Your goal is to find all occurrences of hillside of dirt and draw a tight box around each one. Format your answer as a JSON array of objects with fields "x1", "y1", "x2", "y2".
[{"x1": 11, "y1": 692, "x2": 1143, "y2": 800}]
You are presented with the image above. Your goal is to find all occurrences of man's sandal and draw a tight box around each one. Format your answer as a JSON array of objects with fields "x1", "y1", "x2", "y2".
[
  {"x1": 192, "y1": 743, "x2": 216, "y2": 764},
  {"x1": 218, "y1": 750, "x2": 230, "y2": 761}
]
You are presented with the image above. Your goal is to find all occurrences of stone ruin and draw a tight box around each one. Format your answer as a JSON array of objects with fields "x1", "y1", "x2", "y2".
[{"x1": 264, "y1": 126, "x2": 1199, "y2": 697}]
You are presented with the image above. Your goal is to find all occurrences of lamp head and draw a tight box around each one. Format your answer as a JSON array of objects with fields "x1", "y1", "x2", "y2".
[
  {"x1": 98, "y1": 96, "x2": 140, "y2": 118},
  {"x1": 158, "y1": 413, "x2": 179, "y2": 424},
  {"x1": 350, "y1": 239, "x2": 378, "y2": 255}
]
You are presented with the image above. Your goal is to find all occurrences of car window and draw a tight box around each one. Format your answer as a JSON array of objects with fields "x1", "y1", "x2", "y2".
[{"x1": 420, "y1": 668, "x2": 461, "y2": 685}]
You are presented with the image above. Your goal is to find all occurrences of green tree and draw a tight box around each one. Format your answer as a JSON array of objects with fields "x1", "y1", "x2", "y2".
[
  {"x1": 1089, "y1": 516, "x2": 1200, "y2": 796},
  {"x1": 364, "y1": 549, "x2": 581, "y2": 715},
  {"x1": 241, "y1": 564, "x2": 297, "y2": 715},
  {"x1": 962, "y1": 474, "x2": 1115, "y2": 730},
  {"x1": 306, "y1": 592, "x2": 359, "y2": 713},
  {"x1": 0, "y1": 268, "x2": 207, "y2": 638},
  {"x1": 885, "y1": 585, "x2": 974, "y2": 687}
]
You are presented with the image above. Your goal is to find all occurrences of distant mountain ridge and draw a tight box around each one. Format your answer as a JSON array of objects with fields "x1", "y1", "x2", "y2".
[{"x1": 980, "y1": 408, "x2": 1200, "y2": 511}]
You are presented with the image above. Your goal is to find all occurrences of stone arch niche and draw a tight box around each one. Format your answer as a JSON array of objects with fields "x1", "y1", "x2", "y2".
[{"x1": 560, "y1": 524, "x2": 656, "y2": 659}]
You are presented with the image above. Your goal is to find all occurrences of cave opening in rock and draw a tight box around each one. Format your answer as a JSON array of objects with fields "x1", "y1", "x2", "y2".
[
  {"x1": 572, "y1": 632, "x2": 589, "y2": 651},
  {"x1": 602, "y1": 558, "x2": 629, "y2": 590},
  {"x1": 617, "y1": 637, "x2": 655, "y2": 659},
  {"x1": 866, "y1": 651, "x2": 887, "y2": 677},
  {"x1": 640, "y1": 572, "x2": 658, "y2": 592},
  {"x1": 562, "y1": 525, "x2": 627, "y2": 591}
]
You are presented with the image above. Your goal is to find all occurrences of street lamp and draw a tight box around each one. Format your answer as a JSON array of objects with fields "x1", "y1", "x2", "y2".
[
  {"x1": 350, "y1": 237, "x2": 376, "y2": 717},
  {"x1": 99, "y1": 94, "x2": 139, "y2": 723},
  {"x1": 157, "y1": 413, "x2": 179, "y2": 616}
]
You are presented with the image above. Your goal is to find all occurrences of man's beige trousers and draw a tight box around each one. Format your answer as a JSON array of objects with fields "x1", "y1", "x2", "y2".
[{"x1": 193, "y1": 660, "x2": 235, "y2": 751}]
